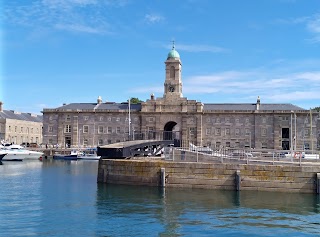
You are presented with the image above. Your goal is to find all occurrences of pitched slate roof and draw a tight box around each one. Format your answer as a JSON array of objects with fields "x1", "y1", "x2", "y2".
[
  {"x1": 54, "y1": 103, "x2": 142, "y2": 111},
  {"x1": 0, "y1": 110, "x2": 43, "y2": 122},
  {"x1": 203, "y1": 103, "x2": 306, "y2": 111}
]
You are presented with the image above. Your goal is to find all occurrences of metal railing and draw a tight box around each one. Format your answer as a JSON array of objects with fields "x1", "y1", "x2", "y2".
[{"x1": 163, "y1": 146, "x2": 320, "y2": 166}]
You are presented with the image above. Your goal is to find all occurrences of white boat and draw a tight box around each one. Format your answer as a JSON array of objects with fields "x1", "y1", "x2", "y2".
[
  {"x1": 77, "y1": 148, "x2": 101, "y2": 160},
  {"x1": 0, "y1": 145, "x2": 43, "y2": 161}
]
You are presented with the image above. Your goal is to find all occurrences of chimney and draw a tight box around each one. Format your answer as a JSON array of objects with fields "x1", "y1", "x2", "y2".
[
  {"x1": 0, "y1": 101, "x2": 2, "y2": 112},
  {"x1": 150, "y1": 93, "x2": 155, "y2": 100},
  {"x1": 97, "y1": 96, "x2": 102, "y2": 104},
  {"x1": 256, "y1": 96, "x2": 260, "y2": 110}
]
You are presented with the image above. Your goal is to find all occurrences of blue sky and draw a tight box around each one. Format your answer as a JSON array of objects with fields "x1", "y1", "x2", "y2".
[{"x1": 1, "y1": 0, "x2": 320, "y2": 114}]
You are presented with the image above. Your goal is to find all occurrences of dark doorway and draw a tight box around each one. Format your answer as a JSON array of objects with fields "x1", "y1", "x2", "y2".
[
  {"x1": 65, "y1": 136, "x2": 71, "y2": 148},
  {"x1": 163, "y1": 121, "x2": 177, "y2": 141},
  {"x1": 282, "y1": 141, "x2": 290, "y2": 150}
]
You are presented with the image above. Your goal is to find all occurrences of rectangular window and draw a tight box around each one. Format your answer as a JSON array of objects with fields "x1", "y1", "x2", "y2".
[
  {"x1": 262, "y1": 118, "x2": 267, "y2": 123},
  {"x1": 245, "y1": 129, "x2": 250, "y2": 135},
  {"x1": 235, "y1": 128, "x2": 240, "y2": 136},
  {"x1": 107, "y1": 139, "x2": 112, "y2": 144},
  {"x1": 98, "y1": 126, "x2": 104, "y2": 134},
  {"x1": 20, "y1": 127, "x2": 23, "y2": 133},
  {"x1": 49, "y1": 139, "x2": 53, "y2": 144},
  {"x1": 206, "y1": 128, "x2": 211, "y2": 135},
  {"x1": 98, "y1": 139, "x2": 103, "y2": 146},
  {"x1": 116, "y1": 117, "x2": 120, "y2": 122},
  {"x1": 116, "y1": 127, "x2": 121, "y2": 133},
  {"x1": 262, "y1": 142, "x2": 267, "y2": 149},
  {"x1": 31, "y1": 128, "x2": 33, "y2": 133},
  {"x1": 216, "y1": 142, "x2": 221, "y2": 148},
  {"x1": 261, "y1": 128, "x2": 267, "y2": 136},
  {"x1": 282, "y1": 116, "x2": 289, "y2": 121},
  {"x1": 245, "y1": 118, "x2": 249, "y2": 123},
  {"x1": 108, "y1": 117, "x2": 112, "y2": 121},
  {"x1": 107, "y1": 127, "x2": 112, "y2": 134},
  {"x1": 235, "y1": 142, "x2": 240, "y2": 148},
  {"x1": 65, "y1": 115, "x2": 71, "y2": 122},
  {"x1": 83, "y1": 125, "x2": 89, "y2": 133},
  {"x1": 216, "y1": 118, "x2": 220, "y2": 123},
  {"x1": 84, "y1": 139, "x2": 88, "y2": 146},
  {"x1": 84, "y1": 116, "x2": 89, "y2": 121},
  {"x1": 226, "y1": 142, "x2": 230, "y2": 148},
  {"x1": 64, "y1": 125, "x2": 71, "y2": 133},
  {"x1": 216, "y1": 128, "x2": 221, "y2": 136},
  {"x1": 235, "y1": 118, "x2": 240, "y2": 123},
  {"x1": 48, "y1": 126, "x2": 53, "y2": 133},
  {"x1": 15, "y1": 126, "x2": 17, "y2": 132},
  {"x1": 206, "y1": 118, "x2": 211, "y2": 123},
  {"x1": 225, "y1": 117, "x2": 230, "y2": 123},
  {"x1": 189, "y1": 127, "x2": 196, "y2": 136},
  {"x1": 304, "y1": 129, "x2": 309, "y2": 136},
  {"x1": 225, "y1": 128, "x2": 230, "y2": 135}
]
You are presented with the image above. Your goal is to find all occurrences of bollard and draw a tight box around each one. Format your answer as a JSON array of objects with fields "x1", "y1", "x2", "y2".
[
  {"x1": 235, "y1": 170, "x2": 241, "y2": 191},
  {"x1": 160, "y1": 168, "x2": 166, "y2": 187},
  {"x1": 317, "y1": 173, "x2": 320, "y2": 194}
]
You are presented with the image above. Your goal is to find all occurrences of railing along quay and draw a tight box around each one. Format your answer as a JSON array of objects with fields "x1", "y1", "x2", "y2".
[{"x1": 163, "y1": 147, "x2": 320, "y2": 166}]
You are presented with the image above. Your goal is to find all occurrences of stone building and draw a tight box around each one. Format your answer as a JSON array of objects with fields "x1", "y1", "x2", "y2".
[
  {"x1": 42, "y1": 45, "x2": 319, "y2": 150},
  {"x1": 0, "y1": 102, "x2": 43, "y2": 145}
]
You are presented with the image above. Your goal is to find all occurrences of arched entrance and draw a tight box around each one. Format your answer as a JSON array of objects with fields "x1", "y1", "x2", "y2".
[{"x1": 163, "y1": 121, "x2": 178, "y2": 141}]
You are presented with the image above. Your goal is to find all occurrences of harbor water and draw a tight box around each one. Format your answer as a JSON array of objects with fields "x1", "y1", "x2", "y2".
[{"x1": 0, "y1": 160, "x2": 320, "y2": 237}]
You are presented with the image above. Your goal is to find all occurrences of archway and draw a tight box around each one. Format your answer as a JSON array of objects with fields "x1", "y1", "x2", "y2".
[{"x1": 163, "y1": 121, "x2": 177, "y2": 141}]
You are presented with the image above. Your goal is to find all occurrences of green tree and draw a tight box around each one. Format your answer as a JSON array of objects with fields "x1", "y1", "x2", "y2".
[
  {"x1": 311, "y1": 106, "x2": 320, "y2": 112},
  {"x1": 130, "y1": 97, "x2": 143, "y2": 104}
]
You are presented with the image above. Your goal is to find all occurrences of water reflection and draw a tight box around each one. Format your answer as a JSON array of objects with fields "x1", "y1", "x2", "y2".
[{"x1": 96, "y1": 184, "x2": 320, "y2": 236}]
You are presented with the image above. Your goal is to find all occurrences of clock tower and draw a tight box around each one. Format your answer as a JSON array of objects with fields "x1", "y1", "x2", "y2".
[{"x1": 164, "y1": 42, "x2": 183, "y2": 99}]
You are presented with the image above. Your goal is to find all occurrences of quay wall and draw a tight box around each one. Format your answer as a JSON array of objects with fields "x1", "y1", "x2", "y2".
[{"x1": 97, "y1": 159, "x2": 320, "y2": 193}]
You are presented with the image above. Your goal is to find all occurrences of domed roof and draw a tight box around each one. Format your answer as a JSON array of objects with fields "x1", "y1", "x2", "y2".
[{"x1": 167, "y1": 42, "x2": 180, "y2": 59}]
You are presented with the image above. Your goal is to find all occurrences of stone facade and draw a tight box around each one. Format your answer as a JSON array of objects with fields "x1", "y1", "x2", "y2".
[
  {"x1": 98, "y1": 159, "x2": 320, "y2": 193},
  {"x1": 0, "y1": 102, "x2": 43, "y2": 145},
  {"x1": 42, "y1": 47, "x2": 320, "y2": 150}
]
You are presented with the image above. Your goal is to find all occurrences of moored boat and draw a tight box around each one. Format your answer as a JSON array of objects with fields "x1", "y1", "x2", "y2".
[
  {"x1": 53, "y1": 150, "x2": 79, "y2": 160},
  {"x1": 0, "y1": 153, "x2": 7, "y2": 161},
  {"x1": 2, "y1": 145, "x2": 43, "y2": 160},
  {"x1": 77, "y1": 148, "x2": 101, "y2": 160}
]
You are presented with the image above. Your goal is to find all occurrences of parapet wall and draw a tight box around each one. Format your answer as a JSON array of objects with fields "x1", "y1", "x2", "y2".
[{"x1": 97, "y1": 159, "x2": 320, "y2": 193}]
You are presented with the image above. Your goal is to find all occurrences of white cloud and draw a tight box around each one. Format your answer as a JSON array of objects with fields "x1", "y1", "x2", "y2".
[
  {"x1": 176, "y1": 44, "x2": 227, "y2": 53},
  {"x1": 145, "y1": 14, "x2": 164, "y2": 24},
  {"x1": 3, "y1": 0, "x2": 126, "y2": 35},
  {"x1": 55, "y1": 23, "x2": 104, "y2": 34},
  {"x1": 179, "y1": 62, "x2": 320, "y2": 104}
]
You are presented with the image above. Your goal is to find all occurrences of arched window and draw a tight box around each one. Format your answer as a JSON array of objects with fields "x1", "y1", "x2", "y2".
[{"x1": 170, "y1": 66, "x2": 175, "y2": 79}]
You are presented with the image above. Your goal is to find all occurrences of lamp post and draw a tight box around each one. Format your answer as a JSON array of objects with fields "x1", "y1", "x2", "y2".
[
  {"x1": 78, "y1": 129, "x2": 82, "y2": 149},
  {"x1": 128, "y1": 98, "x2": 131, "y2": 140},
  {"x1": 291, "y1": 111, "x2": 293, "y2": 155},
  {"x1": 294, "y1": 112, "x2": 297, "y2": 151}
]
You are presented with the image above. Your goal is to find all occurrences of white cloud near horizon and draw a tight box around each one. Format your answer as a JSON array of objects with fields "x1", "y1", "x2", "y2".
[{"x1": 131, "y1": 61, "x2": 320, "y2": 105}]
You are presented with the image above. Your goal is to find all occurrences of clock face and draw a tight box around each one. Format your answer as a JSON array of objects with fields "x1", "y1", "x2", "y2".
[{"x1": 169, "y1": 85, "x2": 175, "y2": 92}]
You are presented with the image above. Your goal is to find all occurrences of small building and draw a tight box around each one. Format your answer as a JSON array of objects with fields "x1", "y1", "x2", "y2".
[
  {"x1": 42, "y1": 45, "x2": 319, "y2": 150},
  {"x1": 0, "y1": 101, "x2": 43, "y2": 145}
]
